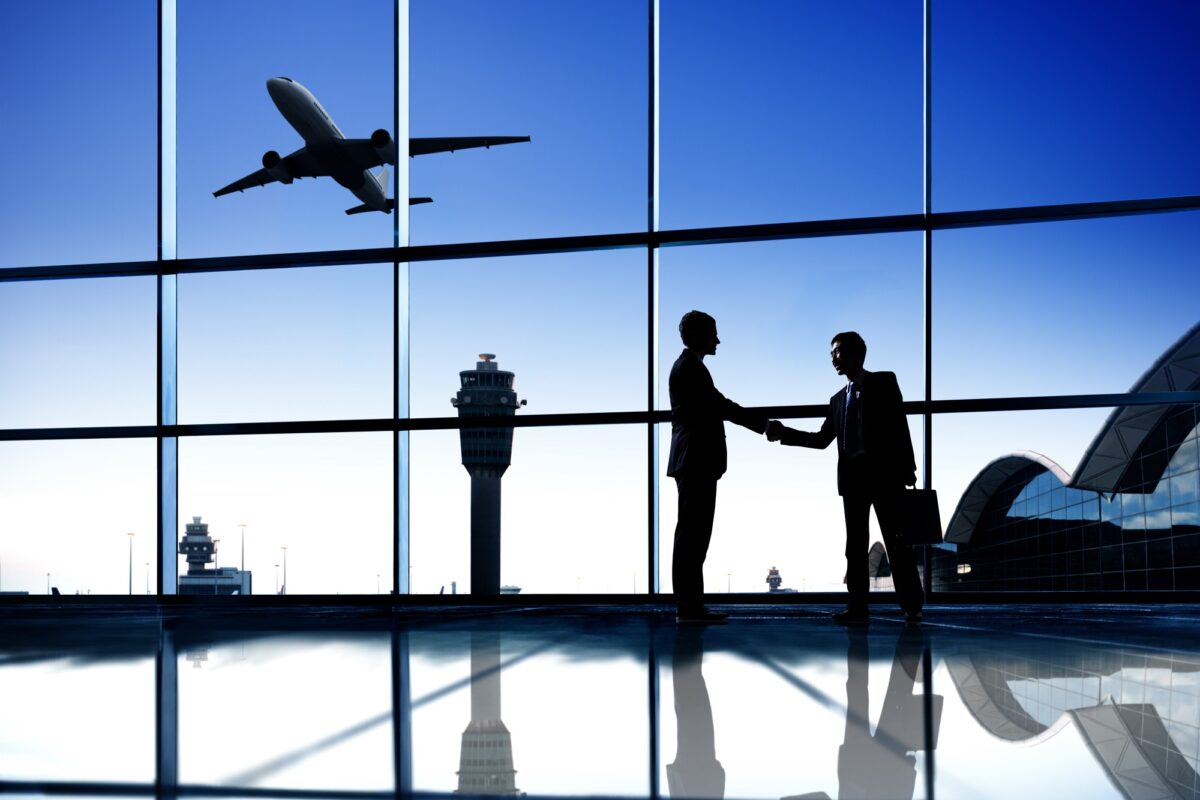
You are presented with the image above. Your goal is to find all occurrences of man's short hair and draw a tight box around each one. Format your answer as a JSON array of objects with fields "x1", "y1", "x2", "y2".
[
  {"x1": 831, "y1": 331, "x2": 867, "y2": 359},
  {"x1": 679, "y1": 310, "x2": 716, "y2": 347}
]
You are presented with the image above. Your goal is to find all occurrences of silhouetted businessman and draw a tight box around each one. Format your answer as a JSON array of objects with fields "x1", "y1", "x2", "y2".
[
  {"x1": 767, "y1": 332, "x2": 924, "y2": 624},
  {"x1": 668, "y1": 311, "x2": 767, "y2": 623},
  {"x1": 667, "y1": 627, "x2": 724, "y2": 799}
]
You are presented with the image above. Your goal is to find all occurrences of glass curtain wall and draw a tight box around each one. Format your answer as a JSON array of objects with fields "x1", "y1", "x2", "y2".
[{"x1": 1, "y1": 1, "x2": 1198, "y2": 596}]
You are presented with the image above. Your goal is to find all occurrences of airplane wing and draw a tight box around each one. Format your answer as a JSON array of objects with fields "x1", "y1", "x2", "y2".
[
  {"x1": 409, "y1": 136, "x2": 530, "y2": 156},
  {"x1": 213, "y1": 147, "x2": 325, "y2": 197}
]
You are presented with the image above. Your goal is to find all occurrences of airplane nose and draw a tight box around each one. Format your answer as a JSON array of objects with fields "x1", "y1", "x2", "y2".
[{"x1": 266, "y1": 77, "x2": 291, "y2": 99}]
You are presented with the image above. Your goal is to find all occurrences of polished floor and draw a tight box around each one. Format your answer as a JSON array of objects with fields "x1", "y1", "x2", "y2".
[{"x1": 1, "y1": 604, "x2": 1199, "y2": 799}]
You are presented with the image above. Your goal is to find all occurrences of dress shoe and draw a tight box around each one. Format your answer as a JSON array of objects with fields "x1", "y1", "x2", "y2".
[
  {"x1": 832, "y1": 609, "x2": 870, "y2": 625},
  {"x1": 676, "y1": 607, "x2": 729, "y2": 624}
]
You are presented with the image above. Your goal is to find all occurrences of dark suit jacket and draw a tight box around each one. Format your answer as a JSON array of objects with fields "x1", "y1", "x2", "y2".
[
  {"x1": 778, "y1": 370, "x2": 915, "y2": 495},
  {"x1": 667, "y1": 349, "x2": 766, "y2": 479}
]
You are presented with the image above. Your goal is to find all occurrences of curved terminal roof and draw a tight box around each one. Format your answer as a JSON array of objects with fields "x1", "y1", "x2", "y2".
[
  {"x1": 1072, "y1": 320, "x2": 1200, "y2": 494},
  {"x1": 944, "y1": 452, "x2": 1070, "y2": 544}
]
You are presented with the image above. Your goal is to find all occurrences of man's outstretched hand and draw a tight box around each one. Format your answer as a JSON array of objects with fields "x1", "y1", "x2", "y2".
[{"x1": 766, "y1": 420, "x2": 784, "y2": 442}]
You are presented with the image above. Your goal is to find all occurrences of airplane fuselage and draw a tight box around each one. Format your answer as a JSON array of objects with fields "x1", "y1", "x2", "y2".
[{"x1": 266, "y1": 77, "x2": 387, "y2": 211}]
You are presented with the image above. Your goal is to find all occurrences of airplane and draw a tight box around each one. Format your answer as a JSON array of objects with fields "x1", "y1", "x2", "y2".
[{"x1": 214, "y1": 77, "x2": 530, "y2": 215}]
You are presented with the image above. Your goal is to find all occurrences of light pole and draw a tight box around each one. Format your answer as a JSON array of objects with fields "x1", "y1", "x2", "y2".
[
  {"x1": 145, "y1": 562, "x2": 150, "y2": 594},
  {"x1": 280, "y1": 546, "x2": 287, "y2": 595},
  {"x1": 46, "y1": 572, "x2": 50, "y2": 594},
  {"x1": 274, "y1": 563, "x2": 280, "y2": 594},
  {"x1": 239, "y1": 523, "x2": 247, "y2": 572},
  {"x1": 213, "y1": 539, "x2": 220, "y2": 569},
  {"x1": 376, "y1": 573, "x2": 381, "y2": 595},
  {"x1": 127, "y1": 532, "x2": 135, "y2": 595}
]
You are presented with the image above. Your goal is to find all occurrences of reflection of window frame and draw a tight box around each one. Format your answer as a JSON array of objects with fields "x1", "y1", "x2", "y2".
[{"x1": 1, "y1": 2, "x2": 1200, "y2": 601}]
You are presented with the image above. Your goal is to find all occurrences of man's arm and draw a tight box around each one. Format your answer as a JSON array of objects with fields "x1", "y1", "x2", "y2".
[
  {"x1": 719, "y1": 394, "x2": 768, "y2": 435},
  {"x1": 673, "y1": 356, "x2": 766, "y2": 434},
  {"x1": 770, "y1": 408, "x2": 837, "y2": 449}
]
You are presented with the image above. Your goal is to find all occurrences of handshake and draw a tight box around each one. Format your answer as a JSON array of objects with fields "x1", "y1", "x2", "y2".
[{"x1": 765, "y1": 419, "x2": 786, "y2": 443}]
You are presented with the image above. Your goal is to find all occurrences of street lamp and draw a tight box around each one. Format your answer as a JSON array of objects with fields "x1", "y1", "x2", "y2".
[
  {"x1": 127, "y1": 532, "x2": 135, "y2": 595},
  {"x1": 239, "y1": 523, "x2": 247, "y2": 572},
  {"x1": 281, "y1": 546, "x2": 287, "y2": 595},
  {"x1": 213, "y1": 539, "x2": 220, "y2": 569},
  {"x1": 145, "y1": 562, "x2": 150, "y2": 594},
  {"x1": 274, "y1": 563, "x2": 280, "y2": 594},
  {"x1": 46, "y1": 572, "x2": 50, "y2": 594},
  {"x1": 376, "y1": 573, "x2": 380, "y2": 595}
]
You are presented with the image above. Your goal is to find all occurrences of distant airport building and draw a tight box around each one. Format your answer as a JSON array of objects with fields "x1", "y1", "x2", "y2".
[
  {"x1": 178, "y1": 516, "x2": 253, "y2": 595},
  {"x1": 934, "y1": 322, "x2": 1200, "y2": 591},
  {"x1": 452, "y1": 355, "x2": 526, "y2": 595}
]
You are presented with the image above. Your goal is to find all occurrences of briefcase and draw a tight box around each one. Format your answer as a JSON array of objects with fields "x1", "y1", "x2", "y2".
[{"x1": 902, "y1": 488, "x2": 943, "y2": 545}]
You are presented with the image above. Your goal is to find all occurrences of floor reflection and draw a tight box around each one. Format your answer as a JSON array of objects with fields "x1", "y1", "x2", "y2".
[{"x1": 0, "y1": 606, "x2": 1198, "y2": 799}]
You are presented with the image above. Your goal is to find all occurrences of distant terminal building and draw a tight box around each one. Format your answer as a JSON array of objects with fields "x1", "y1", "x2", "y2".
[
  {"x1": 452, "y1": 354, "x2": 526, "y2": 595},
  {"x1": 934, "y1": 322, "x2": 1200, "y2": 591},
  {"x1": 178, "y1": 516, "x2": 252, "y2": 595}
]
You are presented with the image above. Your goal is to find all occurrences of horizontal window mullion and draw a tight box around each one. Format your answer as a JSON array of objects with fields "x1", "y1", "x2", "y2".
[
  {"x1": 5, "y1": 391, "x2": 1199, "y2": 441},
  {"x1": 4, "y1": 194, "x2": 1200, "y2": 282}
]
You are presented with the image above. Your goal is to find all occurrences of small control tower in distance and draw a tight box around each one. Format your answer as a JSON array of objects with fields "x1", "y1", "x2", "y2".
[
  {"x1": 451, "y1": 354, "x2": 526, "y2": 595},
  {"x1": 178, "y1": 516, "x2": 252, "y2": 595}
]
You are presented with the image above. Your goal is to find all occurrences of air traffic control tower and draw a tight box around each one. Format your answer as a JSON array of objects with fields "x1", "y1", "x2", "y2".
[{"x1": 451, "y1": 354, "x2": 526, "y2": 595}]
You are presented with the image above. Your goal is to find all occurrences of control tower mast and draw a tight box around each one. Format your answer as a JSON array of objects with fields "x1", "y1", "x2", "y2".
[{"x1": 451, "y1": 354, "x2": 526, "y2": 595}]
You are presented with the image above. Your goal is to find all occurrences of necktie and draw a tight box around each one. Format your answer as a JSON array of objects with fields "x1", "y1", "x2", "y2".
[{"x1": 843, "y1": 382, "x2": 859, "y2": 452}]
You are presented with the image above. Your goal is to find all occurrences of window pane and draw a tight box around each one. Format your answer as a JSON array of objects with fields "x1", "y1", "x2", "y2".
[
  {"x1": 411, "y1": 250, "x2": 645, "y2": 419},
  {"x1": 0, "y1": 277, "x2": 156, "y2": 428},
  {"x1": 0, "y1": 438, "x2": 156, "y2": 596},
  {"x1": 659, "y1": 417, "x2": 925, "y2": 595},
  {"x1": 411, "y1": 0, "x2": 646, "y2": 244},
  {"x1": 410, "y1": 425, "x2": 646, "y2": 594},
  {"x1": 661, "y1": 0, "x2": 922, "y2": 229},
  {"x1": 179, "y1": 633, "x2": 392, "y2": 788},
  {"x1": 935, "y1": 2, "x2": 1200, "y2": 210},
  {"x1": 178, "y1": 264, "x2": 392, "y2": 423},
  {"x1": 178, "y1": 0, "x2": 394, "y2": 258},
  {"x1": 178, "y1": 433, "x2": 392, "y2": 595},
  {"x1": 659, "y1": 234, "x2": 925, "y2": 412},
  {"x1": 0, "y1": 1, "x2": 156, "y2": 268},
  {"x1": 934, "y1": 213, "x2": 1200, "y2": 399}
]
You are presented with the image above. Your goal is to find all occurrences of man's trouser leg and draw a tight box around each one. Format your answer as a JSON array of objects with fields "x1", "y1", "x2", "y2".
[
  {"x1": 874, "y1": 488, "x2": 925, "y2": 614},
  {"x1": 673, "y1": 474, "x2": 717, "y2": 610},
  {"x1": 842, "y1": 494, "x2": 871, "y2": 612}
]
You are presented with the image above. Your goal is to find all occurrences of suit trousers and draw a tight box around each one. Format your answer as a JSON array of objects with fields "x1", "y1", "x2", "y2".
[
  {"x1": 842, "y1": 487, "x2": 925, "y2": 614},
  {"x1": 673, "y1": 474, "x2": 718, "y2": 609}
]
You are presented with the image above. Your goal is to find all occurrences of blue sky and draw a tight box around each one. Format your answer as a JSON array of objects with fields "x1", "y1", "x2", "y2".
[{"x1": 1, "y1": 1, "x2": 1198, "y2": 594}]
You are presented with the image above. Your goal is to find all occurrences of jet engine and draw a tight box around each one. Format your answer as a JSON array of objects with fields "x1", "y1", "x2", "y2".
[
  {"x1": 371, "y1": 129, "x2": 397, "y2": 165},
  {"x1": 261, "y1": 150, "x2": 293, "y2": 184}
]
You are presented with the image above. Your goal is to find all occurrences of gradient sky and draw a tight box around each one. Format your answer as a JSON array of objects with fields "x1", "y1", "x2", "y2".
[{"x1": 1, "y1": 0, "x2": 1198, "y2": 594}]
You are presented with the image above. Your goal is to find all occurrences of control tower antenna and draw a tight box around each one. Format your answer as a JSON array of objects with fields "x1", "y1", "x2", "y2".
[{"x1": 451, "y1": 354, "x2": 526, "y2": 595}]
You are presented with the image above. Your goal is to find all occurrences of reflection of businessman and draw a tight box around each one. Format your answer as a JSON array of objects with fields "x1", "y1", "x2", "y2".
[
  {"x1": 783, "y1": 629, "x2": 934, "y2": 800},
  {"x1": 667, "y1": 627, "x2": 724, "y2": 800},
  {"x1": 767, "y1": 332, "x2": 923, "y2": 624},
  {"x1": 668, "y1": 311, "x2": 768, "y2": 623},
  {"x1": 838, "y1": 628, "x2": 927, "y2": 800}
]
